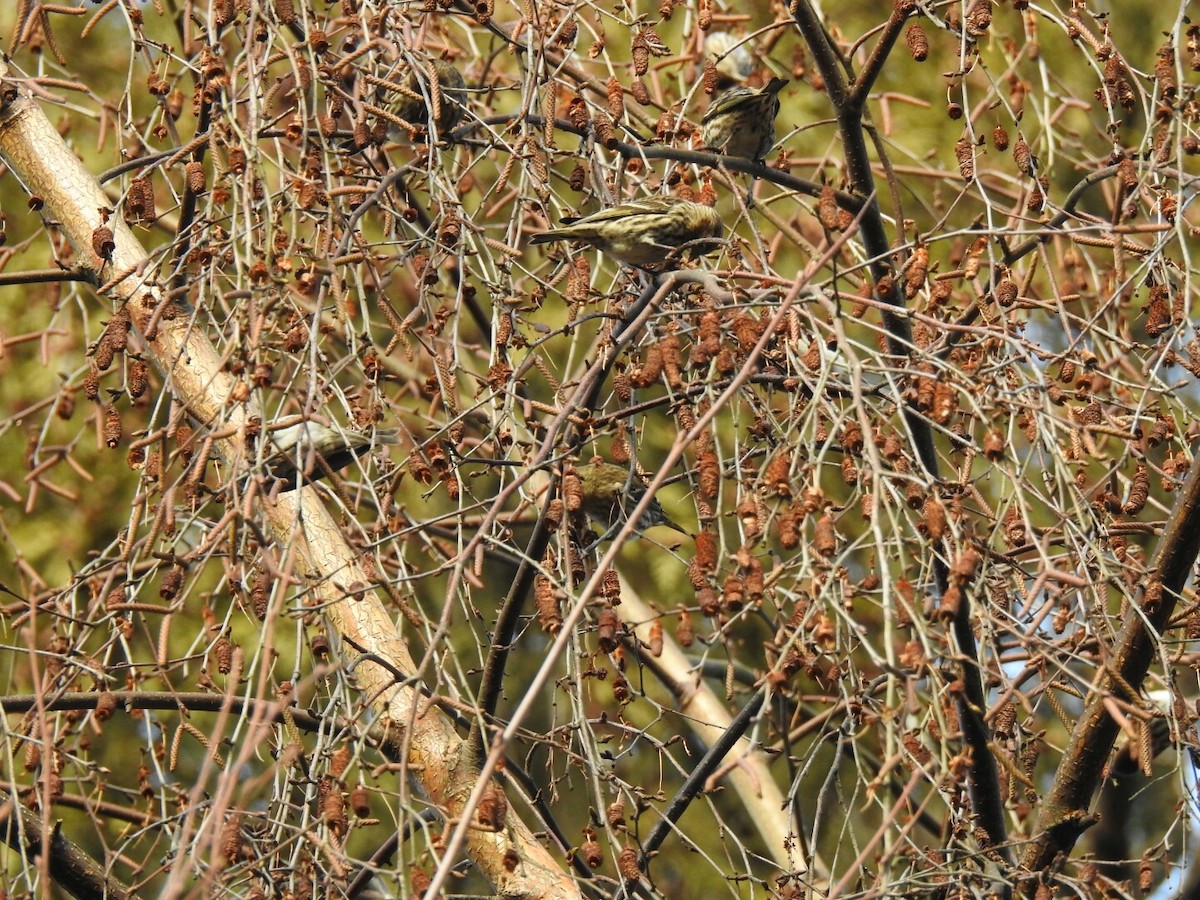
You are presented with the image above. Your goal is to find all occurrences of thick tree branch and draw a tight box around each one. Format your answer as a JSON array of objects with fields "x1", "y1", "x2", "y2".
[
  {"x1": 1020, "y1": 444, "x2": 1200, "y2": 878},
  {"x1": 0, "y1": 801, "x2": 135, "y2": 900},
  {"x1": 0, "y1": 69, "x2": 577, "y2": 900}
]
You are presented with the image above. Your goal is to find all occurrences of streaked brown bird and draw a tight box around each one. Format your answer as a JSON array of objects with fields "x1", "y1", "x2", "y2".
[
  {"x1": 377, "y1": 59, "x2": 467, "y2": 142},
  {"x1": 529, "y1": 197, "x2": 723, "y2": 268},
  {"x1": 701, "y1": 77, "x2": 788, "y2": 162},
  {"x1": 257, "y1": 422, "x2": 400, "y2": 491},
  {"x1": 577, "y1": 459, "x2": 688, "y2": 535},
  {"x1": 703, "y1": 31, "x2": 755, "y2": 89}
]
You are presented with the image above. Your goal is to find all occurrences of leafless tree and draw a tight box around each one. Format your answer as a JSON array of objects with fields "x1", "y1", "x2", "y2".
[{"x1": 0, "y1": 1, "x2": 1198, "y2": 898}]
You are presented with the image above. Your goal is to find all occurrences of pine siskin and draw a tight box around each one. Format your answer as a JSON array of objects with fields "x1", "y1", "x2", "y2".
[
  {"x1": 703, "y1": 31, "x2": 755, "y2": 89},
  {"x1": 701, "y1": 77, "x2": 788, "y2": 162},
  {"x1": 577, "y1": 459, "x2": 688, "y2": 535},
  {"x1": 257, "y1": 422, "x2": 400, "y2": 491},
  {"x1": 529, "y1": 197, "x2": 723, "y2": 268},
  {"x1": 377, "y1": 59, "x2": 467, "y2": 142}
]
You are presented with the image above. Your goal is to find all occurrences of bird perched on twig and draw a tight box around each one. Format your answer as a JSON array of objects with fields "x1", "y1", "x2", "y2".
[
  {"x1": 577, "y1": 459, "x2": 688, "y2": 537},
  {"x1": 529, "y1": 197, "x2": 723, "y2": 268},
  {"x1": 255, "y1": 422, "x2": 400, "y2": 491},
  {"x1": 376, "y1": 58, "x2": 467, "y2": 142},
  {"x1": 703, "y1": 31, "x2": 755, "y2": 89},
  {"x1": 701, "y1": 77, "x2": 788, "y2": 163}
]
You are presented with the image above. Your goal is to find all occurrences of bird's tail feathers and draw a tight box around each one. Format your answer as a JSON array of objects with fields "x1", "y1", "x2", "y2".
[
  {"x1": 530, "y1": 226, "x2": 590, "y2": 244},
  {"x1": 373, "y1": 428, "x2": 402, "y2": 445}
]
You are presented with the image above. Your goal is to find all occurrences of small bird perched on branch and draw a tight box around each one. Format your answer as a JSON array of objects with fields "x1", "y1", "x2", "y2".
[
  {"x1": 529, "y1": 197, "x2": 723, "y2": 268},
  {"x1": 256, "y1": 422, "x2": 400, "y2": 491},
  {"x1": 701, "y1": 77, "x2": 789, "y2": 163},
  {"x1": 703, "y1": 31, "x2": 755, "y2": 89},
  {"x1": 377, "y1": 58, "x2": 467, "y2": 142},
  {"x1": 577, "y1": 459, "x2": 688, "y2": 537}
]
